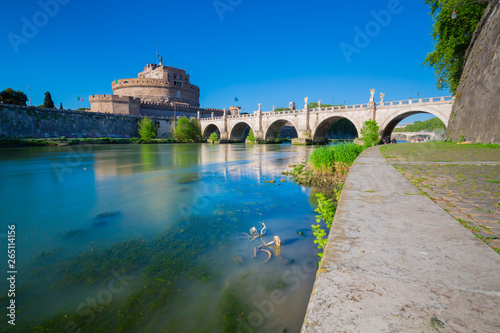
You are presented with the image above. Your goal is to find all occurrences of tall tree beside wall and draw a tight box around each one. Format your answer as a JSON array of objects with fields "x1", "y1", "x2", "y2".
[
  {"x1": 0, "y1": 88, "x2": 28, "y2": 106},
  {"x1": 424, "y1": 0, "x2": 487, "y2": 94},
  {"x1": 43, "y1": 92, "x2": 55, "y2": 108}
]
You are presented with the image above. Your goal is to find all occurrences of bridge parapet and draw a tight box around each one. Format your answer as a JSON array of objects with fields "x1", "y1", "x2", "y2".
[
  {"x1": 198, "y1": 95, "x2": 453, "y2": 144},
  {"x1": 379, "y1": 96, "x2": 453, "y2": 107}
]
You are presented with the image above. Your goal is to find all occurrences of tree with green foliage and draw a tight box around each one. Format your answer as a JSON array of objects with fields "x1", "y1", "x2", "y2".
[
  {"x1": 43, "y1": 91, "x2": 55, "y2": 108},
  {"x1": 246, "y1": 129, "x2": 256, "y2": 142},
  {"x1": 360, "y1": 119, "x2": 380, "y2": 147},
  {"x1": 173, "y1": 116, "x2": 202, "y2": 142},
  {"x1": 208, "y1": 132, "x2": 219, "y2": 143},
  {"x1": 138, "y1": 118, "x2": 156, "y2": 142},
  {"x1": 424, "y1": 0, "x2": 487, "y2": 94},
  {"x1": 394, "y1": 117, "x2": 446, "y2": 132},
  {"x1": 308, "y1": 102, "x2": 333, "y2": 109},
  {"x1": 59, "y1": 102, "x2": 63, "y2": 109},
  {"x1": 0, "y1": 88, "x2": 28, "y2": 106},
  {"x1": 274, "y1": 107, "x2": 291, "y2": 112}
]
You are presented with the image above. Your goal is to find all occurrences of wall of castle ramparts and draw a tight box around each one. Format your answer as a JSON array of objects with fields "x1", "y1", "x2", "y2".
[{"x1": 0, "y1": 104, "x2": 173, "y2": 139}]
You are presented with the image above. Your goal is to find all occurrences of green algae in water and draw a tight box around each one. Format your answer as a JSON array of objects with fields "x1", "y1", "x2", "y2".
[
  {"x1": 221, "y1": 285, "x2": 253, "y2": 333},
  {"x1": 21, "y1": 203, "x2": 262, "y2": 332}
]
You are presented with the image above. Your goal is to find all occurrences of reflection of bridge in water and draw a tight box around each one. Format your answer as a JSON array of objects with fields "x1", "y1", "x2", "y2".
[
  {"x1": 199, "y1": 92, "x2": 453, "y2": 144},
  {"x1": 391, "y1": 131, "x2": 444, "y2": 141}
]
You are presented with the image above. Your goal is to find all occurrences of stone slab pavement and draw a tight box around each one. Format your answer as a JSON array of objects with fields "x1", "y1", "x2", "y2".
[{"x1": 301, "y1": 146, "x2": 500, "y2": 332}]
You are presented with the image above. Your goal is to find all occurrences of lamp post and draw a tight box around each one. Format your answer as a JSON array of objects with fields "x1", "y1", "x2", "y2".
[{"x1": 450, "y1": 0, "x2": 489, "y2": 20}]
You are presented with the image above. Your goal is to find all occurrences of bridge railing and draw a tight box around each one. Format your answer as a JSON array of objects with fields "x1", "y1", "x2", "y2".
[
  {"x1": 199, "y1": 96, "x2": 453, "y2": 121},
  {"x1": 379, "y1": 96, "x2": 452, "y2": 107}
]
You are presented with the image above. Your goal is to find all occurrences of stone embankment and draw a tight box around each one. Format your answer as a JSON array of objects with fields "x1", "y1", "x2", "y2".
[
  {"x1": 302, "y1": 146, "x2": 500, "y2": 332},
  {"x1": 0, "y1": 104, "x2": 173, "y2": 138}
]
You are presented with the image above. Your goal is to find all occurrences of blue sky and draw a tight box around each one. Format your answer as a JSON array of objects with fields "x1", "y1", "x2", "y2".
[{"x1": 1, "y1": 0, "x2": 449, "y2": 123}]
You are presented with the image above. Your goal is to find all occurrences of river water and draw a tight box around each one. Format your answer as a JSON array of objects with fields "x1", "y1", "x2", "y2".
[{"x1": 0, "y1": 143, "x2": 321, "y2": 332}]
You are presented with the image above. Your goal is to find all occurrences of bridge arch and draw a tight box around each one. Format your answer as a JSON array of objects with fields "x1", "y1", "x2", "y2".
[
  {"x1": 229, "y1": 121, "x2": 254, "y2": 142},
  {"x1": 202, "y1": 123, "x2": 221, "y2": 139},
  {"x1": 264, "y1": 118, "x2": 300, "y2": 141},
  {"x1": 379, "y1": 107, "x2": 449, "y2": 138},
  {"x1": 313, "y1": 116, "x2": 360, "y2": 143}
]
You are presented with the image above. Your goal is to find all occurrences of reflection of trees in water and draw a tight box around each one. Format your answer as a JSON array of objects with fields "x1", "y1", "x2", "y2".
[
  {"x1": 327, "y1": 119, "x2": 358, "y2": 139},
  {"x1": 172, "y1": 144, "x2": 201, "y2": 169}
]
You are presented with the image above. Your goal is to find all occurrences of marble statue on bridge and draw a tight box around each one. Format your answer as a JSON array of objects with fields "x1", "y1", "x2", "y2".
[{"x1": 369, "y1": 89, "x2": 375, "y2": 103}]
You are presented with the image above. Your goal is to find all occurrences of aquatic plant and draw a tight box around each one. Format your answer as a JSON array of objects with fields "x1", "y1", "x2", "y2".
[
  {"x1": 220, "y1": 285, "x2": 252, "y2": 333},
  {"x1": 23, "y1": 204, "x2": 266, "y2": 332},
  {"x1": 308, "y1": 143, "x2": 364, "y2": 175},
  {"x1": 308, "y1": 147, "x2": 335, "y2": 174}
]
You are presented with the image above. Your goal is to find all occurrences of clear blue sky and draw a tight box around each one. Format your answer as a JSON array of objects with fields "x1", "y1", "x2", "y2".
[{"x1": 1, "y1": 0, "x2": 449, "y2": 123}]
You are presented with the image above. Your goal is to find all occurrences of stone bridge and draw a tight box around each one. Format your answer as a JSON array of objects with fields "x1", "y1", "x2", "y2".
[
  {"x1": 199, "y1": 92, "x2": 454, "y2": 143},
  {"x1": 392, "y1": 131, "x2": 444, "y2": 141}
]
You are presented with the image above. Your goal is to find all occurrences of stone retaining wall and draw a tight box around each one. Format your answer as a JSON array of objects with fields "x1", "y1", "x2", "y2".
[{"x1": 0, "y1": 104, "x2": 173, "y2": 138}]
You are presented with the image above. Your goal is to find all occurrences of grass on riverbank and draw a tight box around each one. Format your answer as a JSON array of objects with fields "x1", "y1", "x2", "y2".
[
  {"x1": 308, "y1": 143, "x2": 365, "y2": 175},
  {"x1": 381, "y1": 141, "x2": 500, "y2": 162},
  {"x1": 290, "y1": 143, "x2": 365, "y2": 261}
]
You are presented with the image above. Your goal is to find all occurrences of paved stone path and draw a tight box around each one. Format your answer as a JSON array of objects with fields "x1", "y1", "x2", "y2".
[
  {"x1": 393, "y1": 163, "x2": 500, "y2": 252},
  {"x1": 302, "y1": 146, "x2": 500, "y2": 332}
]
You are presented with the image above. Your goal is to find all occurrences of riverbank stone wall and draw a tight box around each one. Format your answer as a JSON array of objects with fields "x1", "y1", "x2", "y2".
[
  {"x1": 446, "y1": 3, "x2": 500, "y2": 143},
  {"x1": 0, "y1": 104, "x2": 173, "y2": 139}
]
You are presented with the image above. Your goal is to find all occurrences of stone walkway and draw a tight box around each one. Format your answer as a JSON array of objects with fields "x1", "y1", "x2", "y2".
[
  {"x1": 392, "y1": 163, "x2": 500, "y2": 252},
  {"x1": 301, "y1": 146, "x2": 500, "y2": 332},
  {"x1": 382, "y1": 142, "x2": 500, "y2": 254}
]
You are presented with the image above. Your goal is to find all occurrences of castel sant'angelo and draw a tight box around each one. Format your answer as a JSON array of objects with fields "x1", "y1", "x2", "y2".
[{"x1": 89, "y1": 59, "x2": 240, "y2": 118}]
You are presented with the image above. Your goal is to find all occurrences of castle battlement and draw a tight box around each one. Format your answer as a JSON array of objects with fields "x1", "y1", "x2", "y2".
[
  {"x1": 89, "y1": 63, "x2": 232, "y2": 118},
  {"x1": 89, "y1": 94, "x2": 141, "y2": 104}
]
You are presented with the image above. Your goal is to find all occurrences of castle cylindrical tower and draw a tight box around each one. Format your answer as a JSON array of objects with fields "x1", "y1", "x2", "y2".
[{"x1": 111, "y1": 64, "x2": 200, "y2": 107}]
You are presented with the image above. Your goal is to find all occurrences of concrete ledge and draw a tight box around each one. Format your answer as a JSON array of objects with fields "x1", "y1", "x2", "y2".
[
  {"x1": 302, "y1": 146, "x2": 500, "y2": 332},
  {"x1": 292, "y1": 138, "x2": 313, "y2": 145}
]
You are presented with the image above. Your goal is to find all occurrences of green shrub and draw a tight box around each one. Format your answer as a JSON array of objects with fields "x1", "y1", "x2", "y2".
[
  {"x1": 360, "y1": 119, "x2": 380, "y2": 147},
  {"x1": 173, "y1": 117, "x2": 202, "y2": 143},
  {"x1": 138, "y1": 118, "x2": 156, "y2": 142},
  {"x1": 209, "y1": 132, "x2": 219, "y2": 143},
  {"x1": 246, "y1": 129, "x2": 256, "y2": 142}
]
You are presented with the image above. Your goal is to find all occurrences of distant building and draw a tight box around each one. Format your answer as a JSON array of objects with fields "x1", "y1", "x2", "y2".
[
  {"x1": 289, "y1": 102, "x2": 295, "y2": 110},
  {"x1": 228, "y1": 106, "x2": 241, "y2": 116},
  {"x1": 89, "y1": 63, "x2": 227, "y2": 118}
]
